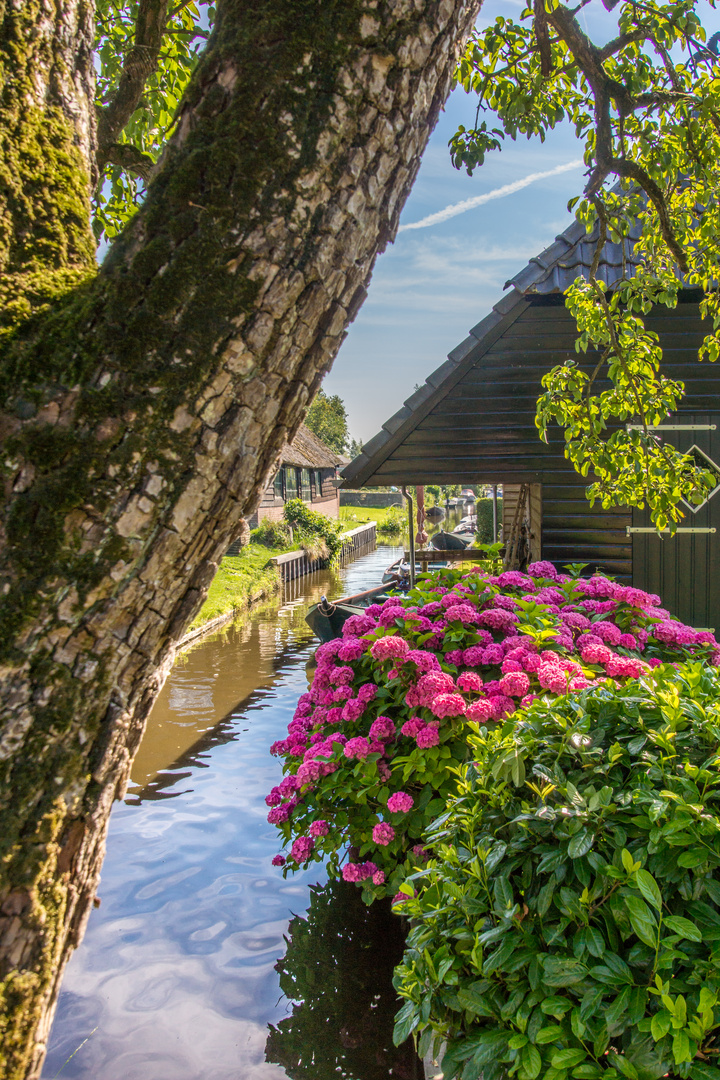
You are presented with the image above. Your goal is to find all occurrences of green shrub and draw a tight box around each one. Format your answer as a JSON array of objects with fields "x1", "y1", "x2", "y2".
[
  {"x1": 377, "y1": 504, "x2": 406, "y2": 536},
  {"x1": 251, "y1": 518, "x2": 293, "y2": 548},
  {"x1": 394, "y1": 662, "x2": 720, "y2": 1080},
  {"x1": 475, "y1": 497, "x2": 502, "y2": 544},
  {"x1": 284, "y1": 498, "x2": 344, "y2": 564}
]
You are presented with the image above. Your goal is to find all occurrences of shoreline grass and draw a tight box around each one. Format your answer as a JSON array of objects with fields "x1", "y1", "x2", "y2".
[{"x1": 187, "y1": 544, "x2": 293, "y2": 633}]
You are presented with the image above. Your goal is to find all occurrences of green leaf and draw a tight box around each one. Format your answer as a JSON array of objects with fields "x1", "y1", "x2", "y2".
[
  {"x1": 568, "y1": 829, "x2": 594, "y2": 858},
  {"x1": 536, "y1": 1026, "x2": 565, "y2": 1044},
  {"x1": 521, "y1": 1044, "x2": 543, "y2": 1079},
  {"x1": 542, "y1": 957, "x2": 588, "y2": 986},
  {"x1": 690, "y1": 1065, "x2": 720, "y2": 1080},
  {"x1": 672, "y1": 1031, "x2": 692, "y2": 1065},
  {"x1": 635, "y1": 870, "x2": 662, "y2": 912},
  {"x1": 678, "y1": 850, "x2": 706, "y2": 869},
  {"x1": 585, "y1": 926, "x2": 605, "y2": 957},
  {"x1": 651, "y1": 1012, "x2": 672, "y2": 1041},
  {"x1": 552, "y1": 1050, "x2": 587, "y2": 1069},
  {"x1": 610, "y1": 1054, "x2": 639, "y2": 1080},
  {"x1": 663, "y1": 916, "x2": 702, "y2": 942},
  {"x1": 625, "y1": 895, "x2": 658, "y2": 948},
  {"x1": 541, "y1": 996, "x2": 573, "y2": 1019}
]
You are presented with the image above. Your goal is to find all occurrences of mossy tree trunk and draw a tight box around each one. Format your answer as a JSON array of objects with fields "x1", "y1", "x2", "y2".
[{"x1": 0, "y1": 0, "x2": 481, "y2": 1075}]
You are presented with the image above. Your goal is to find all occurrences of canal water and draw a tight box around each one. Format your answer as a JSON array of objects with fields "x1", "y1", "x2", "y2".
[{"x1": 42, "y1": 541, "x2": 432, "y2": 1080}]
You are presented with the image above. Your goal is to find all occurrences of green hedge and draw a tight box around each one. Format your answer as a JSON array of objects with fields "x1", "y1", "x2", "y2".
[{"x1": 394, "y1": 662, "x2": 720, "y2": 1080}]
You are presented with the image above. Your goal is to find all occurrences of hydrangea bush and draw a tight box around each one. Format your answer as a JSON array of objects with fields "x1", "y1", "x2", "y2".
[
  {"x1": 267, "y1": 562, "x2": 719, "y2": 902},
  {"x1": 393, "y1": 663, "x2": 720, "y2": 1080}
]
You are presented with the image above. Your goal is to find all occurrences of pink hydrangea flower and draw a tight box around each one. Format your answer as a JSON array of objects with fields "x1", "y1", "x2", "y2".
[
  {"x1": 489, "y1": 694, "x2": 516, "y2": 719},
  {"x1": 444, "y1": 649, "x2": 465, "y2": 665},
  {"x1": 290, "y1": 836, "x2": 314, "y2": 863},
  {"x1": 369, "y1": 716, "x2": 396, "y2": 740},
  {"x1": 580, "y1": 643, "x2": 614, "y2": 665},
  {"x1": 444, "y1": 603, "x2": 479, "y2": 624},
  {"x1": 387, "y1": 792, "x2": 414, "y2": 813},
  {"x1": 478, "y1": 609, "x2": 519, "y2": 630},
  {"x1": 272, "y1": 855, "x2": 286, "y2": 867},
  {"x1": 401, "y1": 717, "x2": 426, "y2": 738},
  {"x1": 309, "y1": 820, "x2": 329, "y2": 838},
  {"x1": 463, "y1": 645, "x2": 486, "y2": 667},
  {"x1": 337, "y1": 638, "x2": 366, "y2": 662},
  {"x1": 429, "y1": 693, "x2": 466, "y2": 719},
  {"x1": 373, "y1": 870, "x2": 386, "y2": 885},
  {"x1": 343, "y1": 736, "x2": 371, "y2": 759},
  {"x1": 370, "y1": 636, "x2": 410, "y2": 661},
  {"x1": 592, "y1": 622, "x2": 622, "y2": 645},
  {"x1": 416, "y1": 723, "x2": 440, "y2": 748},
  {"x1": 605, "y1": 656, "x2": 646, "y2": 678},
  {"x1": 527, "y1": 561, "x2": 559, "y2": 579},
  {"x1": 373, "y1": 822, "x2": 396, "y2": 846},
  {"x1": 466, "y1": 699, "x2": 494, "y2": 723},
  {"x1": 499, "y1": 671, "x2": 530, "y2": 698},
  {"x1": 457, "y1": 671, "x2": 483, "y2": 692},
  {"x1": 342, "y1": 862, "x2": 363, "y2": 882},
  {"x1": 341, "y1": 698, "x2": 365, "y2": 723}
]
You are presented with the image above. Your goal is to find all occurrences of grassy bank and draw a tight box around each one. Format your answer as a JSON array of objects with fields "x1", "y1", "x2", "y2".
[
  {"x1": 187, "y1": 545, "x2": 289, "y2": 634},
  {"x1": 340, "y1": 504, "x2": 406, "y2": 529}
]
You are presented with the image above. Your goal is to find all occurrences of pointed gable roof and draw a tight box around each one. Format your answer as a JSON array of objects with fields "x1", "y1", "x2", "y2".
[{"x1": 341, "y1": 211, "x2": 643, "y2": 488}]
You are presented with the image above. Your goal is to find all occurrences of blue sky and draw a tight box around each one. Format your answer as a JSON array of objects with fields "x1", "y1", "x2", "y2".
[{"x1": 323, "y1": 0, "x2": 718, "y2": 445}]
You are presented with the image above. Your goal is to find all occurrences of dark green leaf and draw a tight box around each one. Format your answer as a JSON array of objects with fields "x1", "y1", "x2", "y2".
[{"x1": 663, "y1": 916, "x2": 702, "y2": 942}]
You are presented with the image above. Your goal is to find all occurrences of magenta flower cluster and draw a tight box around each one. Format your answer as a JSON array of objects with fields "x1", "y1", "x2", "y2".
[{"x1": 267, "y1": 561, "x2": 719, "y2": 890}]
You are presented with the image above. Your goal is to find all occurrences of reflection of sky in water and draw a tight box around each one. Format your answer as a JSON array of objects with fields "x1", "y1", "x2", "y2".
[{"x1": 42, "y1": 546, "x2": 402, "y2": 1080}]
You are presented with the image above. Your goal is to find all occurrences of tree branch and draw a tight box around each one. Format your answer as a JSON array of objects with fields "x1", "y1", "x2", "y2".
[
  {"x1": 104, "y1": 142, "x2": 156, "y2": 181},
  {"x1": 545, "y1": 4, "x2": 688, "y2": 274},
  {"x1": 534, "y1": 0, "x2": 553, "y2": 78},
  {"x1": 95, "y1": 0, "x2": 170, "y2": 175}
]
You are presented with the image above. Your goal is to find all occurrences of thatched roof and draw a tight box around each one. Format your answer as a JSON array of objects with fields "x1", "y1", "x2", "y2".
[{"x1": 280, "y1": 423, "x2": 343, "y2": 469}]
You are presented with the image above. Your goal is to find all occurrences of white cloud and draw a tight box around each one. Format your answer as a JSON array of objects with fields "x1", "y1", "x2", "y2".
[{"x1": 398, "y1": 160, "x2": 584, "y2": 231}]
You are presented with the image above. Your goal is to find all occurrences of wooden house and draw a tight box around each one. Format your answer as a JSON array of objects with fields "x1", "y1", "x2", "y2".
[
  {"x1": 341, "y1": 216, "x2": 720, "y2": 631},
  {"x1": 248, "y1": 423, "x2": 343, "y2": 528}
]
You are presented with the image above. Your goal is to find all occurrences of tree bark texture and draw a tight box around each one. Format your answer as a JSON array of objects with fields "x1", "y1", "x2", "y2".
[{"x1": 0, "y1": 0, "x2": 482, "y2": 1075}]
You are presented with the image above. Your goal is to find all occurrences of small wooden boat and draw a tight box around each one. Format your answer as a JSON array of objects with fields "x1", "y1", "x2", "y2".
[
  {"x1": 305, "y1": 558, "x2": 408, "y2": 642},
  {"x1": 425, "y1": 506, "x2": 445, "y2": 520},
  {"x1": 431, "y1": 530, "x2": 471, "y2": 550}
]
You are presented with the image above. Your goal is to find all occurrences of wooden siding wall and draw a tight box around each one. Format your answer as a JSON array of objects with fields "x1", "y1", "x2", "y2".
[{"x1": 367, "y1": 297, "x2": 718, "y2": 582}]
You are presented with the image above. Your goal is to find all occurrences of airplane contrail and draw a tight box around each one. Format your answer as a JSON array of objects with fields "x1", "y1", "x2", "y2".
[{"x1": 398, "y1": 159, "x2": 584, "y2": 232}]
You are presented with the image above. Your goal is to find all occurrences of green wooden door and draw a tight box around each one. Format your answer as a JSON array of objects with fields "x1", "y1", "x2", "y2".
[{"x1": 631, "y1": 416, "x2": 720, "y2": 631}]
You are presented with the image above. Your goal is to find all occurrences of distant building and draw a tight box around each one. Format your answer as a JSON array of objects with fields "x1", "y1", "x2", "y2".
[{"x1": 248, "y1": 424, "x2": 343, "y2": 527}]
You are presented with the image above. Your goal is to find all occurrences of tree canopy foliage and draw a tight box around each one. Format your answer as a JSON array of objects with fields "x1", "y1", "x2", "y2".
[
  {"x1": 94, "y1": 0, "x2": 212, "y2": 239},
  {"x1": 453, "y1": 0, "x2": 720, "y2": 530},
  {"x1": 305, "y1": 389, "x2": 350, "y2": 455}
]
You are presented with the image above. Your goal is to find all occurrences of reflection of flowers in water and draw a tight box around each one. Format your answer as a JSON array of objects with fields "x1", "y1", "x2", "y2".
[{"x1": 265, "y1": 879, "x2": 421, "y2": 1080}]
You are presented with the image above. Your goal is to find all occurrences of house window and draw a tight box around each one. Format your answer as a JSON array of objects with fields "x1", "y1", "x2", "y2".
[
  {"x1": 300, "y1": 469, "x2": 312, "y2": 502},
  {"x1": 315, "y1": 470, "x2": 323, "y2": 498},
  {"x1": 273, "y1": 471, "x2": 283, "y2": 500},
  {"x1": 284, "y1": 467, "x2": 298, "y2": 500}
]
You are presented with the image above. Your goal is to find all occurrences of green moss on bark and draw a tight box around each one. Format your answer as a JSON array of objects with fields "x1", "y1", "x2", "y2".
[{"x1": 0, "y1": 0, "x2": 96, "y2": 339}]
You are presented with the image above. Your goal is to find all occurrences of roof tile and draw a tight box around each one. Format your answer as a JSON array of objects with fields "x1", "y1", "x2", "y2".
[{"x1": 468, "y1": 309, "x2": 503, "y2": 341}]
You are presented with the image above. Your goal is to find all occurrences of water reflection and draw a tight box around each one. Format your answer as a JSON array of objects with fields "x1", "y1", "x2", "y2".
[
  {"x1": 266, "y1": 879, "x2": 421, "y2": 1079},
  {"x1": 42, "y1": 545, "x2": 412, "y2": 1080},
  {"x1": 129, "y1": 548, "x2": 400, "y2": 794}
]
